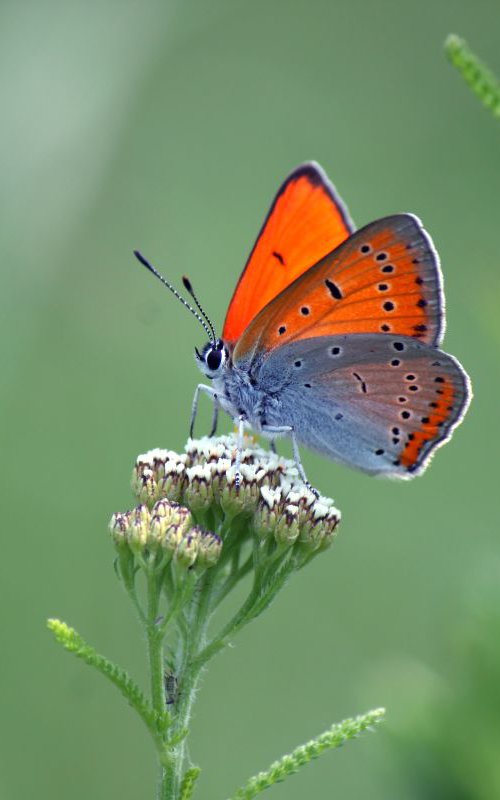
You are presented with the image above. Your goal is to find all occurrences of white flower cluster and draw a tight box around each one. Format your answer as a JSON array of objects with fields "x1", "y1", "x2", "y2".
[{"x1": 132, "y1": 435, "x2": 340, "y2": 551}]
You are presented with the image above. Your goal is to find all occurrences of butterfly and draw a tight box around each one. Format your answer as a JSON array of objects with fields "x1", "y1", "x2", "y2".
[{"x1": 135, "y1": 162, "x2": 471, "y2": 493}]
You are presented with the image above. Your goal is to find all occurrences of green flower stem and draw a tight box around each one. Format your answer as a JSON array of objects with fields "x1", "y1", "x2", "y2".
[
  {"x1": 143, "y1": 568, "x2": 177, "y2": 797},
  {"x1": 159, "y1": 572, "x2": 196, "y2": 639},
  {"x1": 146, "y1": 570, "x2": 166, "y2": 713},
  {"x1": 161, "y1": 571, "x2": 216, "y2": 798}
]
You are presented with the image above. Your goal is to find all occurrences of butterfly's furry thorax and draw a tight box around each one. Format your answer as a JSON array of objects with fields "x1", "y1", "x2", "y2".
[{"x1": 211, "y1": 350, "x2": 286, "y2": 436}]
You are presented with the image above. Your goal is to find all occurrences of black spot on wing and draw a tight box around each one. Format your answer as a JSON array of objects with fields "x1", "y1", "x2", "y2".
[
  {"x1": 325, "y1": 279, "x2": 343, "y2": 299},
  {"x1": 353, "y1": 372, "x2": 367, "y2": 394}
]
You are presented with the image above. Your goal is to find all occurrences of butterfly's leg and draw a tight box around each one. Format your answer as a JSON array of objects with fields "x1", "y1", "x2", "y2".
[
  {"x1": 290, "y1": 431, "x2": 320, "y2": 498},
  {"x1": 269, "y1": 440, "x2": 277, "y2": 455},
  {"x1": 262, "y1": 424, "x2": 319, "y2": 498},
  {"x1": 209, "y1": 395, "x2": 219, "y2": 437},
  {"x1": 190, "y1": 384, "x2": 219, "y2": 438},
  {"x1": 234, "y1": 414, "x2": 247, "y2": 489}
]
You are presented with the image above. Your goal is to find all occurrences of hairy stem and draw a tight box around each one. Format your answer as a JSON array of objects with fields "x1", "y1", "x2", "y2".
[
  {"x1": 160, "y1": 571, "x2": 215, "y2": 798},
  {"x1": 146, "y1": 571, "x2": 166, "y2": 713}
]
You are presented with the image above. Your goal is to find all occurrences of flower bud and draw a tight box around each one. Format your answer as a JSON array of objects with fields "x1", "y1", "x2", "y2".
[
  {"x1": 254, "y1": 486, "x2": 283, "y2": 537},
  {"x1": 274, "y1": 503, "x2": 301, "y2": 545},
  {"x1": 152, "y1": 499, "x2": 191, "y2": 530},
  {"x1": 197, "y1": 530, "x2": 223, "y2": 567},
  {"x1": 133, "y1": 450, "x2": 188, "y2": 505},
  {"x1": 183, "y1": 464, "x2": 215, "y2": 512},
  {"x1": 132, "y1": 467, "x2": 160, "y2": 505},
  {"x1": 175, "y1": 529, "x2": 200, "y2": 568},
  {"x1": 156, "y1": 458, "x2": 187, "y2": 504},
  {"x1": 298, "y1": 497, "x2": 341, "y2": 550},
  {"x1": 163, "y1": 522, "x2": 190, "y2": 555},
  {"x1": 108, "y1": 511, "x2": 136, "y2": 582},
  {"x1": 219, "y1": 463, "x2": 272, "y2": 518},
  {"x1": 127, "y1": 504, "x2": 152, "y2": 549},
  {"x1": 147, "y1": 500, "x2": 193, "y2": 554},
  {"x1": 109, "y1": 511, "x2": 132, "y2": 545}
]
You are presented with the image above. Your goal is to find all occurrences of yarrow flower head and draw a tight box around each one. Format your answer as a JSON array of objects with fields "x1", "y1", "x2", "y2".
[
  {"x1": 109, "y1": 435, "x2": 340, "y2": 646},
  {"x1": 130, "y1": 434, "x2": 340, "y2": 558}
]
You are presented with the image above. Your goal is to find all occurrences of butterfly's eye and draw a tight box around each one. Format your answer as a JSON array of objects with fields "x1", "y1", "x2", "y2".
[{"x1": 206, "y1": 348, "x2": 222, "y2": 371}]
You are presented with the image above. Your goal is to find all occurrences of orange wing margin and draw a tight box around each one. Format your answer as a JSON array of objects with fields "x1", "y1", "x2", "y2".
[{"x1": 222, "y1": 162, "x2": 354, "y2": 344}]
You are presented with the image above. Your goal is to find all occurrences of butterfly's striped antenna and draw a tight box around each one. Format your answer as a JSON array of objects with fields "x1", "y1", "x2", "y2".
[
  {"x1": 182, "y1": 275, "x2": 217, "y2": 345},
  {"x1": 133, "y1": 250, "x2": 215, "y2": 344}
]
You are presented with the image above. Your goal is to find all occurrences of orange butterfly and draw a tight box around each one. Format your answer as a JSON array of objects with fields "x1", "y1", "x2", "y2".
[{"x1": 136, "y1": 162, "x2": 471, "y2": 493}]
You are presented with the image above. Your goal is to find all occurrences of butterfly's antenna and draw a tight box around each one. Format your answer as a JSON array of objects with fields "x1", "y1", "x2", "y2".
[
  {"x1": 133, "y1": 250, "x2": 215, "y2": 343},
  {"x1": 181, "y1": 275, "x2": 217, "y2": 344}
]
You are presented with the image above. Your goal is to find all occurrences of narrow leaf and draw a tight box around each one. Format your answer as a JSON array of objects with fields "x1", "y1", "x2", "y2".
[
  {"x1": 227, "y1": 708, "x2": 385, "y2": 800},
  {"x1": 180, "y1": 766, "x2": 201, "y2": 800},
  {"x1": 47, "y1": 618, "x2": 170, "y2": 739},
  {"x1": 445, "y1": 34, "x2": 500, "y2": 118}
]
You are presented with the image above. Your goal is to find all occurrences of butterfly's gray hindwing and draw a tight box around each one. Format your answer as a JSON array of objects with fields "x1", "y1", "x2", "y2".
[{"x1": 227, "y1": 333, "x2": 470, "y2": 477}]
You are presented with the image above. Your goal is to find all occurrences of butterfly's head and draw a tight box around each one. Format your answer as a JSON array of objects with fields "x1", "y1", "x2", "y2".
[{"x1": 195, "y1": 339, "x2": 229, "y2": 379}]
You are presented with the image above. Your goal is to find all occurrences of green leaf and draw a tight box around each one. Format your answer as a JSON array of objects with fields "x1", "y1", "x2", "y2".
[
  {"x1": 47, "y1": 619, "x2": 170, "y2": 740},
  {"x1": 166, "y1": 727, "x2": 189, "y2": 748},
  {"x1": 179, "y1": 766, "x2": 201, "y2": 800},
  {"x1": 445, "y1": 34, "x2": 500, "y2": 118},
  {"x1": 227, "y1": 708, "x2": 385, "y2": 800}
]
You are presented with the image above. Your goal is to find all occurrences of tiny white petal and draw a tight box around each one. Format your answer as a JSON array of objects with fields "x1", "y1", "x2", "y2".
[{"x1": 260, "y1": 485, "x2": 281, "y2": 508}]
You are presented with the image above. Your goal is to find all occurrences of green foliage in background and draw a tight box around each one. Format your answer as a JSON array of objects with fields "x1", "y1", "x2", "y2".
[
  {"x1": 390, "y1": 573, "x2": 500, "y2": 799},
  {"x1": 1, "y1": 1, "x2": 499, "y2": 799}
]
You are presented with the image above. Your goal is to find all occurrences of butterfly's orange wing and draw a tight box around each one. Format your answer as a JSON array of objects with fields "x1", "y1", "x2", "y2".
[
  {"x1": 222, "y1": 162, "x2": 354, "y2": 344},
  {"x1": 233, "y1": 214, "x2": 444, "y2": 363}
]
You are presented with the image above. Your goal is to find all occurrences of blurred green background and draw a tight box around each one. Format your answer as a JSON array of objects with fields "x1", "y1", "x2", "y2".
[{"x1": 2, "y1": 1, "x2": 499, "y2": 798}]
